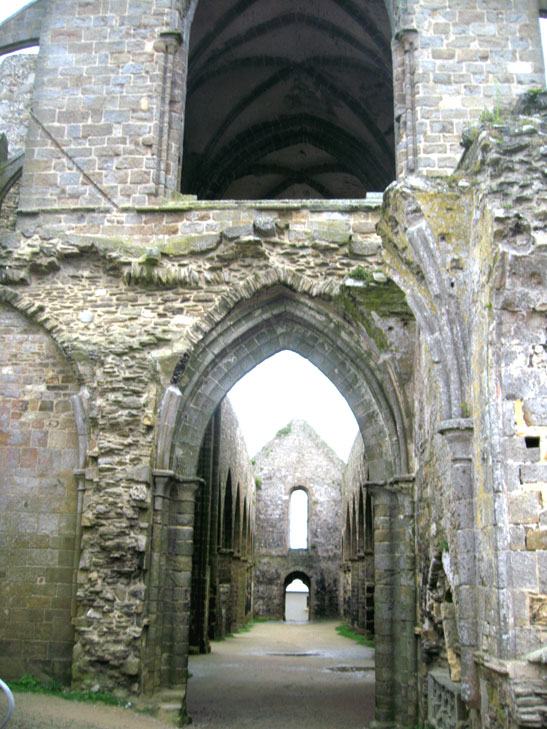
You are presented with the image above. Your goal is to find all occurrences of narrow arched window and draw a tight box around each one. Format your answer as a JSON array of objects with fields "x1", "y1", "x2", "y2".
[{"x1": 289, "y1": 488, "x2": 308, "y2": 549}]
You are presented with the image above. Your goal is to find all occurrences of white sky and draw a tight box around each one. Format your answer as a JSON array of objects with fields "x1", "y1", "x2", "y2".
[
  {"x1": 0, "y1": 1, "x2": 36, "y2": 28},
  {"x1": 228, "y1": 351, "x2": 359, "y2": 462}
]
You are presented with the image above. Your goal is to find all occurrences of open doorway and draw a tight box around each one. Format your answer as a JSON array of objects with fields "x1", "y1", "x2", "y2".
[
  {"x1": 284, "y1": 574, "x2": 310, "y2": 622},
  {"x1": 152, "y1": 284, "x2": 414, "y2": 725}
]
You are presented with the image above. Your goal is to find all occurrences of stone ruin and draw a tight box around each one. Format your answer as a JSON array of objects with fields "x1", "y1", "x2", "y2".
[
  {"x1": 0, "y1": 1, "x2": 547, "y2": 727},
  {"x1": 253, "y1": 419, "x2": 343, "y2": 622}
]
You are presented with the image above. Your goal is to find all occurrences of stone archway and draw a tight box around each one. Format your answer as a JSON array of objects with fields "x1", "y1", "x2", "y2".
[
  {"x1": 284, "y1": 571, "x2": 311, "y2": 622},
  {"x1": 150, "y1": 282, "x2": 417, "y2": 725}
]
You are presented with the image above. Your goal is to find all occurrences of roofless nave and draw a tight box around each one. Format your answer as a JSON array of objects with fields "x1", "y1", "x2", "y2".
[{"x1": 0, "y1": 1, "x2": 546, "y2": 728}]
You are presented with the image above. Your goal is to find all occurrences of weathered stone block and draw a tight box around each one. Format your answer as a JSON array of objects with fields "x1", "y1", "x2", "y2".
[
  {"x1": 508, "y1": 491, "x2": 541, "y2": 524},
  {"x1": 348, "y1": 236, "x2": 381, "y2": 258},
  {"x1": 510, "y1": 551, "x2": 538, "y2": 590},
  {"x1": 521, "y1": 464, "x2": 547, "y2": 483},
  {"x1": 526, "y1": 528, "x2": 547, "y2": 551},
  {"x1": 529, "y1": 595, "x2": 547, "y2": 626}
]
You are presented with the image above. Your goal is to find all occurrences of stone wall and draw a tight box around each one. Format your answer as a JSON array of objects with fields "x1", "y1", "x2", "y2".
[
  {"x1": 0, "y1": 54, "x2": 36, "y2": 155},
  {"x1": 394, "y1": 1, "x2": 545, "y2": 177},
  {"x1": 0, "y1": 301, "x2": 80, "y2": 682},
  {"x1": 0, "y1": 1, "x2": 546, "y2": 725},
  {"x1": 253, "y1": 420, "x2": 343, "y2": 620},
  {"x1": 2, "y1": 0, "x2": 542, "y2": 211},
  {"x1": 211, "y1": 398, "x2": 255, "y2": 639},
  {"x1": 0, "y1": 54, "x2": 37, "y2": 230},
  {"x1": 341, "y1": 435, "x2": 375, "y2": 636},
  {"x1": 380, "y1": 92, "x2": 547, "y2": 727}
]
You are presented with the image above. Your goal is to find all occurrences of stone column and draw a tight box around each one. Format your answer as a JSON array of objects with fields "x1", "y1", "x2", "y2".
[
  {"x1": 393, "y1": 28, "x2": 418, "y2": 177},
  {"x1": 392, "y1": 477, "x2": 417, "y2": 728},
  {"x1": 369, "y1": 476, "x2": 416, "y2": 729},
  {"x1": 154, "y1": 31, "x2": 183, "y2": 197},
  {"x1": 147, "y1": 469, "x2": 201, "y2": 722},
  {"x1": 71, "y1": 468, "x2": 88, "y2": 619},
  {"x1": 438, "y1": 419, "x2": 478, "y2": 708},
  {"x1": 370, "y1": 484, "x2": 396, "y2": 726},
  {"x1": 143, "y1": 469, "x2": 173, "y2": 695}
]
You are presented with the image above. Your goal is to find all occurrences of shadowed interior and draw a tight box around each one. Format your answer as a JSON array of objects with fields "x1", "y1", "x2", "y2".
[{"x1": 182, "y1": 0, "x2": 394, "y2": 199}]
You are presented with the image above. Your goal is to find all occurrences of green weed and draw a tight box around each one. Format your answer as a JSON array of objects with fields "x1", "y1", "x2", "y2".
[
  {"x1": 276, "y1": 424, "x2": 291, "y2": 437},
  {"x1": 8, "y1": 674, "x2": 128, "y2": 708},
  {"x1": 335, "y1": 623, "x2": 374, "y2": 648}
]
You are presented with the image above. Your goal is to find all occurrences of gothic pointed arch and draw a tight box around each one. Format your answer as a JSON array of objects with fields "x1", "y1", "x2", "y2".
[{"x1": 157, "y1": 284, "x2": 411, "y2": 481}]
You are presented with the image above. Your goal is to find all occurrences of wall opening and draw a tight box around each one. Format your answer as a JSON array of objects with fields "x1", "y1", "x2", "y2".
[
  {"x1": 155, "y1": 285, "x2": 414, "y2": 725},
  {"x1": 284, "y1": 573, "x2": 311, "y2": 622},
  {"x1": 289, "y1": 487, "x2": 309, "y2": 550},
  {"x1": 540, "y1": 13, "x2": 547, "y2": 83},
  {"x1": 182, "y1": 0, "x2": 394, "y2": 199}
]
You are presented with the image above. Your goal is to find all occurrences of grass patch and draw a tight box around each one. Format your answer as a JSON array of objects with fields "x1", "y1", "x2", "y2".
[
  {"x1": 212, "y1": 617, "x2": 271, "y2": 641},
  {"x1": 335, "y1": 624, "x2": 374, "y2": 648},
  {"x1": 8, "y1": 674, "x2": 131, "y2": 708}
]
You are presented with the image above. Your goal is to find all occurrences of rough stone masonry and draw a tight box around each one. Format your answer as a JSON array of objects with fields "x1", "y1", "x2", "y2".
[{"x1": 0, "y1": 1, "x2": 546, "y2": 728}]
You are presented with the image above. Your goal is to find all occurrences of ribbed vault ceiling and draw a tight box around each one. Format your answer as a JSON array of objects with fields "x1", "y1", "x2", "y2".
[{"x1": 182, "y1": 0, "x2": 394, "y2": 200}]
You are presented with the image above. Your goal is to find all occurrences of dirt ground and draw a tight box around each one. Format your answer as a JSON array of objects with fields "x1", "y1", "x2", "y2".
[
  {"x1": 187, "y1": 620, "x2": 375, "y2": 729},
  {"x1": 1, "y1": 692, "x2": 174, "y2": 729},
  {"x1": 2, "y1": 621, "x2": 375, "y2": 729}
]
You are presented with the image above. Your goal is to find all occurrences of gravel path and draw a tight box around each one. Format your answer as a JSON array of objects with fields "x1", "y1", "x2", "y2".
[
  {"x1": 1, "y1": 621, "x2": 375, "y2": 729},
  {"x1": 187, "y1": 620, "x2": 375, "y2": 728},
  {"x1": 2, "y1": 692, "x2": 173, "y2": 729}
]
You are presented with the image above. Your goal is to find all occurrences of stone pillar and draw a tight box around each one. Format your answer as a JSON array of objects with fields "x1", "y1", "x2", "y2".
[
  {"x1": 153, "y1": 31, "x2": 184, "y2": 197},
  {"x1": 71, "y1": 469, "x2": 88, "y2": 619},
  {"x1": 146, "y1": 469, "x2": 201, "y2": 722},
  {"x1": 190, "y1": 418, "x2": 214, "y2": 654},
  {"x1": 369, "y1": 476, "x2": 416, "y2": 728},
  {"x1": 393, "y1": 28, "x2": 418, "y2": 178},
  {"x1": 392, "y1": 478, "x2": 417, "y2": 728},
  {"x1": 438, "y1": 419, "x2": 478, "y2": 709},
  {"x1": 143, "y1": 469, "x2": 172, "y2": 695},
  {"x1": 370, "y1": 485, "x2": 396, "y2": 726}
]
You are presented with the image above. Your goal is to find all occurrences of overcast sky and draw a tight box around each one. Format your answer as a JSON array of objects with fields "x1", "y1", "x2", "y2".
[
  {"x1": 228, "y1": 351, "x2": 359, "y2": 461},
  {"x1": 1, "y1": 1, "x2": 35, "y2": 26}
]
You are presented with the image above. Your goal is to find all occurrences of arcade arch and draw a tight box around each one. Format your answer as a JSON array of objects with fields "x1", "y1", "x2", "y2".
[{"x1": 150, "y1": 282, "x2": 417, "y2": 724}]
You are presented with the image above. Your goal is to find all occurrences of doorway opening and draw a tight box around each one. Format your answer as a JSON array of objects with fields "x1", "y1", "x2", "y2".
[
  {"x1": 153, "y1": 284, "x2": 414, "y2": 725},
  {"x1": 284, "y1": 573, "x2": 310, "y2": 622}
]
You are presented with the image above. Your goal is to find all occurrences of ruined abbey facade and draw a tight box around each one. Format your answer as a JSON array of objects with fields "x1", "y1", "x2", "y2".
[{"x1": 1, "y1": 0, "x2": 547, "y2": 727}]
